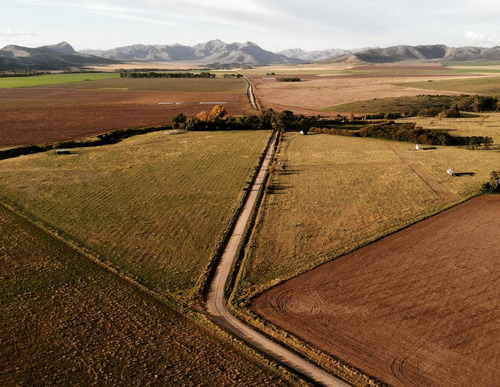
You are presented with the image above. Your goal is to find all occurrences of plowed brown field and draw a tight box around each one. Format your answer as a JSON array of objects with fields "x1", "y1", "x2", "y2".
[
  {"x1": 254, "y1": 195, "x2": 500, "y2": 386},
  {"x1": 0, "y1": 88, "x2": 252, "y2": 147}
]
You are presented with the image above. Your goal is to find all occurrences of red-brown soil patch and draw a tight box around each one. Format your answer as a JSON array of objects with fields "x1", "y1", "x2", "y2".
[
  {"x1": 253, "y1": 195, "x2": 500, "y2": 386},
  {"x1": 0, "y1": 204, "x2": 288, "y2": 386},
  {"x1": 0, "y1": 88, "x2": 252, "y2": 147}
]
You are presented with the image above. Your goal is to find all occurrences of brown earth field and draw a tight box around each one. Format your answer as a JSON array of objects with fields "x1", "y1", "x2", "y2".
[
  {"x1": 253, "y1": 195, "x2": 500, "y2": 387},
  {"x1": 0, "y1": 88, "x2": 253, "y2": 147},
  {"x1": 248, "y1": 64, "x2": 480, "y2": 116},
  {"x1": 0, "y1": 203, "x2": 291, "y2": 386}
]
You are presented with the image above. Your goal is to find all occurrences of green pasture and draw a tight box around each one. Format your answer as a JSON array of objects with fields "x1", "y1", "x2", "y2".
[{"x1": 0, "y1": 72, "x2": 120, "y2": 88}]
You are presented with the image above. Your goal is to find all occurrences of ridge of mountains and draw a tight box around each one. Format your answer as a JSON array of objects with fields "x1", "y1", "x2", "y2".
[
  {"x1": 0, "y1": 42, "x2": 116, "y2": 70},
  {"x1": 1, "y1": 40, "x2": 500, "y2": 71}
]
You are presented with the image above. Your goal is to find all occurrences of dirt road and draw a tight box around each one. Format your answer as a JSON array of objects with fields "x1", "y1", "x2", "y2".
[{"x1": 206, "y1": 131, "x2": 348, "y2": 387}]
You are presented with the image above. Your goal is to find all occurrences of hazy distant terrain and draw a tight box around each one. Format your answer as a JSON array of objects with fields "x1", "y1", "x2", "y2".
[
  {"x1": 2, "y1": 40, "x2": 500, "y2": 70},
  {"x1": 0, "y1": 42, "x2": 116, "y2": 70}
]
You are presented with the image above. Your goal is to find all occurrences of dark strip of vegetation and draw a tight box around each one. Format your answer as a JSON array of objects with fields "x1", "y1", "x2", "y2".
[
  {"x1": 482, "y1": 170, "x2": 500, "y2": 193},
  {"x1": 119, "y1": 71, "x2": 215, "y2": 78},
  {"x1": 0, "y1": 126, "x2": 170, "y2": 161},
  {"x1": 0, "y1": 70, "x2": 51, "y2": 78},
  {"x1": 310, "y1": 121, "x2": 494, "y2": 147},
  {"x1": 277, "y1": 77, "x2": 301, "y2": 82}
]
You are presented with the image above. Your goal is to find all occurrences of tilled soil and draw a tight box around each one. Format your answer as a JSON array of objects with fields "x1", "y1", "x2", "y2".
[
  {"x1": 253, "y1": 195, "x2": 500, "y2": 386},
  {"x1": 0, "y1": 88, "x2": 252, "y2": 147}
]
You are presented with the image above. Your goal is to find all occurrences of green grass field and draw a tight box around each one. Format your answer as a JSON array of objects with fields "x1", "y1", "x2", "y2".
[
  {"x1": 0, "y1": 203, "x2": 290, "y2": 386},
  {"x1": 320, "y1": 95, "x2": 466, "y2": 114},
  {"x1": 392, "y1": 76, "x2": 500, "y2": 96},
  {"x1": 38, "y1": 77, "x2": 248, "y2": 92},
  {"x1": 0, "y1": 73, "x2": 120, "y2": 88},
  {"x1": 0, "y1": 130, "x2": 271, "y2": 300},
  {"x1": 236, "y1": 132, "x2": 500, "y2": 298}
]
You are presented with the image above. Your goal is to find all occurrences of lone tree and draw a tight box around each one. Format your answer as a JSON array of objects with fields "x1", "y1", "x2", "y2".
[{"x1": 171, "y1": 113, "x2": 187, "y2": 129}]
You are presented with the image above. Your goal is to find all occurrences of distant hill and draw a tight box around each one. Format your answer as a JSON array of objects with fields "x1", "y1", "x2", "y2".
[
  {"x1": 0, "y1": 41, "x2": 117, "y2": 71},
  {"x1": 325, "y1": 44, "x2": 500, "y2": 64},
  {"x1": 277, "y1": 47, "x2": 376, "y2": 62},
  {"x1": 82, "y1": 40, "x2": 304, "y2": 66}
]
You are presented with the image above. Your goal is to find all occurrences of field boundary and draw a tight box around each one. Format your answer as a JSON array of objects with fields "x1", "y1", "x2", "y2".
[{"x1": 0, "y1": 125, "x2": 171, "y2": 161}]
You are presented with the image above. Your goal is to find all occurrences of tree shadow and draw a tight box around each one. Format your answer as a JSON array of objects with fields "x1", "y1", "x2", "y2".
[
  {"x1": 266, "y1": 183, "x2": 292, "y2": 194},
  {"x1": 277, "y1": 169, "x2": 301, "y2": 176}
]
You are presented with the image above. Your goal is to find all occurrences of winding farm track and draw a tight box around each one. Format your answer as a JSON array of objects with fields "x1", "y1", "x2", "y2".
[
  {"x1": 241, "y1": 75, "x2": 259, "y2": 110},
  {"x1": 206, "y1": 131, "x2": 349, "y2": 387}
]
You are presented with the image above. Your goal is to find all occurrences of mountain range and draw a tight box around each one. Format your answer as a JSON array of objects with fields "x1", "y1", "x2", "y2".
[
  {"x1": 2, "y1": 40, "x2": 500, "y2": 71},
  {"x1": 81, "y1": 40, "x2": 302, "y2": 65},
  {"x1": 0, "y1": 42, "x2": 116, "y2": 70}
]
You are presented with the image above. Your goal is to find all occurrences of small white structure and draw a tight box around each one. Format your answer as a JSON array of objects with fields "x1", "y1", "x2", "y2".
[
  {"x1": 447, "y1": 168, "x2": 455, "y2": 176},
  {"x1": 415, "y1": 144, "x2": 420, "y2": 150},
  {"x1": 300, "y1": 130, "x2": 305, "y2": 135}
]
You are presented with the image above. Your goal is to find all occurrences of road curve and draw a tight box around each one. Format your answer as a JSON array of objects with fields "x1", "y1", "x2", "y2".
[{"x1": 206, "y1": 131, "x2": 349, "y2": 387}]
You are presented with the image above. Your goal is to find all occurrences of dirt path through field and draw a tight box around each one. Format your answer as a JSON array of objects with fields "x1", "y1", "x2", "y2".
[
  {"x1": 385, "y1": 142, "x2": 460, "y2": 203},
  {"x1": 206, "y1": 131, "x2": 348, "y2": 387}
]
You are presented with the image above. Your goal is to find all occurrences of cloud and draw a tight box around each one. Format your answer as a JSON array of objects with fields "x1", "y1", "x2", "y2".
[
  {"x1": 0, "y1": 29, "x2": 60, "y2": 38},
  {"x1": 464, "y1": 30, "x2": 493, "y2": 45}
]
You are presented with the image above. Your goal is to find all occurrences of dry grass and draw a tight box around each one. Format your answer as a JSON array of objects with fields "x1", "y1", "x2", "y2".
[
  {"x1": 0, "y1": 204, "x2": 291, "y2": 386},
  {"x1": 248, "y1": 74, "x2": 471, "y2": 116},
  {"x1": 392, "y1": 75, "x2": 500, "y2": 96},
  {"x1": 399, "y1": 111, "x2": 500, "y2": 142},
  {"x1": 253, "y1": 195, "x2": 500, "y2": 386},
  {"x1": 237, "y1": 132, "x2": 499, "y2": 297},
  {"x1": 0, "y1": 130, "x2": 271, "y2": 300}
]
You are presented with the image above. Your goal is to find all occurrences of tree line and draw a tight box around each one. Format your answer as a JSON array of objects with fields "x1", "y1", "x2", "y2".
[{"x1": 120, "y1": 71, "x2": 215, "y2": 78}]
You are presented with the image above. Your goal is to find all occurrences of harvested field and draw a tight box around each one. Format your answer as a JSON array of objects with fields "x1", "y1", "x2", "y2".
[
  {"x1": 0, "y1": 204, "x2": 290, "y2": 386},
  {"x1": 253, "y1": 195, "x2": 500, "y2": 386},
  {"x1": 0, "y1": 130, "x2": 271, "y2": 299},
  {"x1": 249, "y1": 75, "x2": 474, "y2": 116},
  {"x1": 0, "y1": 77, "x2": 252, "y2": 147}
]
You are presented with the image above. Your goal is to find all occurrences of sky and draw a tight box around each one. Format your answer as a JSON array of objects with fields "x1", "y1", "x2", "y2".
[{"x1": 1, "y1": 0, "x2": 500, "y2": 52}]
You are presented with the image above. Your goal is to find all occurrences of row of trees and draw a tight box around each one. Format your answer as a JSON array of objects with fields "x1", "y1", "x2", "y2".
[
  {"x1": 171, "y1": 108, "x2": 317, "y2": 132},
  {"x1": 309, "y1": 121, "x2": 494, "y2": 147},
  {"x1": 119, "y1": 71, "x2": 215, "y2": 78}
]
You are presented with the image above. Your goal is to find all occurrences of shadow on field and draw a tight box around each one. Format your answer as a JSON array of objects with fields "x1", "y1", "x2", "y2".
[
  {"x1": 454, "y1": 172, "x2": 476, "y2": 177},
  {"x1": 277, "y1": 169, "x2": 301, "y2": 176},
  {"x1": 266, "y1": 183, "x2": 292, "y2": 194}
]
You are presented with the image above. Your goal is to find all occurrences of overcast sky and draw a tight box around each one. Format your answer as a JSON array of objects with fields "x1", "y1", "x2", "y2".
[{"x1": 2, "y1": 0, "x2": 500, "y2": 52}]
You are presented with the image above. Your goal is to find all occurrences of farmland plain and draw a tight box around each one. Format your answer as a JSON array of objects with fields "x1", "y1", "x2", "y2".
[
  {"x1": 244, "y1": 64, "x2": 480, "y2": 115},
  {"x1": 236, "y1": 131, "x2": 499, "y2": 297},
  {"x1": 0, "y1": 203, "x2": 291, "y2": 386},
  {"x1": 254, "y1": 195, "x2": 500, "y2": 386},
  {"x1": 0, "y1": 75, "x2": 253, "y2": 147},
  {"x1": 0, "y1": 130, "x2": 271, "y2": 300}
]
